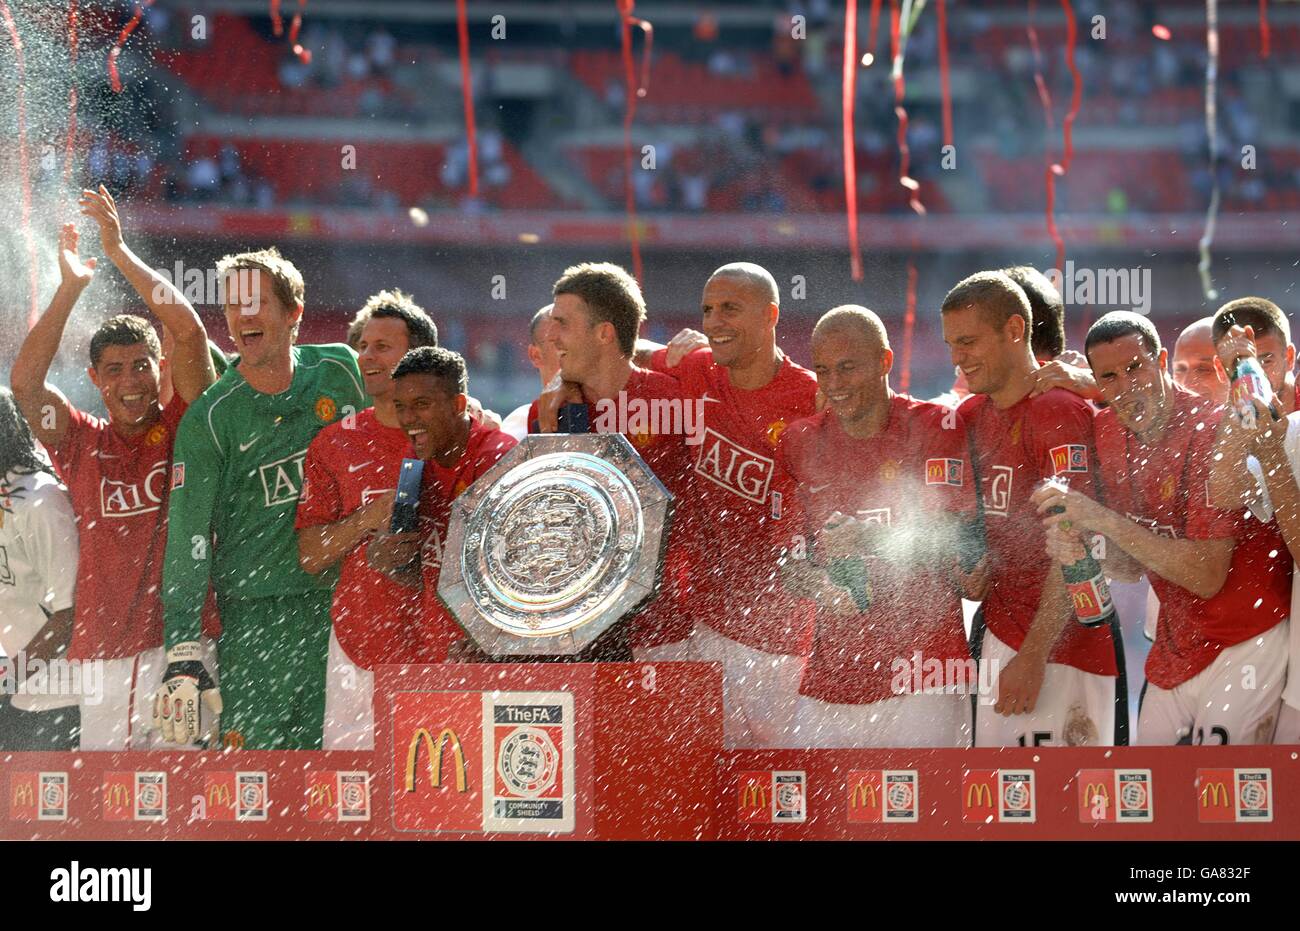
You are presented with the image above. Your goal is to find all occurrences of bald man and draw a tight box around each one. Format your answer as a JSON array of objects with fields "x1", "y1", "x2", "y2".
[
  {"x1": 1172, "y1": 317, "x2": 1229, "y2": 406},
  {"x1": 637, "y1": 262, "x2": 819, "y2": 748},
  {"x1": 502, "y1": 304, "x2": 559, "y2": 441},
  {"x1": 777, "y1": 307, "x2": 983, "y2": 746}
]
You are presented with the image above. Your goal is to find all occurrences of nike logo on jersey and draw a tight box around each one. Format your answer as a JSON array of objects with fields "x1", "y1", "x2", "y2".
[
  {"x1": 348, "y1": 461, "x2": 374, "y2": 473},
  {"x1": 239, "y1": 435, "x2": 262, "y2": 453},
  {"x1": 701, "y1": 393, "x2": 723, "y2": 403},
  {"x1": 808, "y1": 483, "x2": 831, "y2": 494},
  {"x1": 91, "y1": 450, "x2": 121, "y2": 460}
]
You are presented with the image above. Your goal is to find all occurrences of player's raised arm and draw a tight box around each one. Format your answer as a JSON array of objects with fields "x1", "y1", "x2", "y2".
[
  {"x1": 79, "y1": 186, "x2": 217, "y2": 404},
  {"x1": 10, "y1": 224, "x2": 96, "y2": 449}
]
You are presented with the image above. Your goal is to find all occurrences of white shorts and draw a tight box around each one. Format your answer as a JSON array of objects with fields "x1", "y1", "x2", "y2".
[
  {"x1": 323, "y1": 630, "x2": 375, "y2": 751},
  {"x1": 975, "y1": 628, "x2": 1116, "y2": 747},
  {"x1": 1273, "y1": 700, "x2": 1300, "y2": 745},
  {"x1": 686, "y1": 623, "x2": 806, "y2": 749},
  {"x1": 1137, "y1": 622, "x2": 1287, "y2": 746},
  {"x1": 77, "y1": 637, "x2": 220, "y2": 751},
  {"x1": 791, "y1": 693, "x2": 971, "y2": 748}
]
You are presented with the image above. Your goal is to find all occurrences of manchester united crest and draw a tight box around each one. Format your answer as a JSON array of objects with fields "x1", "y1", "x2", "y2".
[
  {"x1": 766, "y1": 419, "x2": 788, "y2": 447},
  {"x1": 314, "y1": 396, "x2": 337, "y2": 423}
]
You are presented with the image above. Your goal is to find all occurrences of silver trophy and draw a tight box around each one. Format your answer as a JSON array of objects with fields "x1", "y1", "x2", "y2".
[{"x1": 438, "y1": 434, "x2": 673, "y2": 656}]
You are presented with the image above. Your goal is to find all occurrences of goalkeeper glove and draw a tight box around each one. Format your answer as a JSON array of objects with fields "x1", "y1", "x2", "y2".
[{"x1": 152, "y1": 641, "x2": 222, "y2": 745}]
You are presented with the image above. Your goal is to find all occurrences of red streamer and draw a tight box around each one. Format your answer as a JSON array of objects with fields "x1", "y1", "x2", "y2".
[
  {"x1": 867, "y1": 0, "x2": 883, "y2": 61},
  {"x1": 270, "y1": 1, "x2": 310, "y2": 62},
  {"x1": 900, "y1": 258, "x2": 917, "y2": 394},
  {"x1": 1055, "y1": 0, "x2": 1082, "y2": 177},
  {"x1": 107, "y1": 0, "x2": 154, "y2": 94},
  {"x1": 617, "y1": 0, "x2": 653, "y2": 285},
  {"x1": 0, "y1": 1, "x2": 38, "y2": 329},
  {"x1": 455, "y1": 0, "x2": 478, "y2": 198},
  {"x1": 936, "y1": 0, "x2": 953, "y2": 148},
  {"x1": 890, "y1": 0, "x2": 923, "y2": 216},
  {"x1": 841, "y1": 0, "x2": 862, "y2": 281},
  {"x1": 1260, "y1": 0, "x2": 1270, "y2": 59},
  {"x1": 64, "y1": 0, "x2": 78, "y2": 186},
  {"x1": 1027, "y1": 0, "x2": 1064, "y2": 273}
]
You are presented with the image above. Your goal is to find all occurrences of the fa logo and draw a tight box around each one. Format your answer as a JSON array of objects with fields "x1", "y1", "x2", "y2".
[
  {"x1": 100, "y1": 461, "x2": 169, "y2": 518},
  {"x1": 984, "y1": 465, "x2": 1013, "y2": 517},
  {"x1": 259, "y1": 450, "x2": 308, "y2": 507}
]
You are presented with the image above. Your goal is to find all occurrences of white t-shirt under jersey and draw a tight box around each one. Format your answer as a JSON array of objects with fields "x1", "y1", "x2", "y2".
[{"x1": 0, "y1": 468, "x2": 79, "y2": 712}]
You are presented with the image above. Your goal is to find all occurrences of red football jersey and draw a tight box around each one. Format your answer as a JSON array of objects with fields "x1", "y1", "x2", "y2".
[
  {"x1": 1094, "y1": 385, "x2": 1290, "y2": 688},
  {"x1": 778, "y1": 396, "x2": 977, "y2": 703},
  {"x1": 49, "y1": 397, "x2": 220, "y2": 660},
  {"x1": 417, "y1": 421, "x2": 519, "y2": 660},
  {"x1": 295, "y1": 407, "x2": 421, "y2": 670},
  {"x1": 960, "y1": 388, "x2": 1117, "y2": 676},
  {"x1": 649, "y1": 347, "x2": 819, "y2": 656},
  {"x1": 528, "y1": 367, "x2": 699, "y2": 648}
]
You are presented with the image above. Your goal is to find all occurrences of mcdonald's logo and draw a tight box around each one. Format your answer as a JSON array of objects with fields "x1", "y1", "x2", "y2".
[
  {"x1": 1071, "y1": 588, "x2": 1100, "y2": 614},
  {"x1": 404, "y1": 728, "x2": 469, "y2": 794},
  {"x1": 308, "y1": 782, "x2": 334, "y2": 808},
  {"x1": 103, "y1": 783, "x2": 131, "y2": 809},
  {"x1": 207, "y1": 783, "x2": 233, "y2": 808},
  {"x1": 966, "y1": 782, "x2": 993, "y2": 809},
  {"x1": 850, "y1": 782, "x2": 878, "y2": 810},
  {"x1": 12, "y1": 783, "x2": 34, "y2": 808},
  {"x1": 1084, "y1": 783, "x2": 1109, "y2": 806},
  {"x1": 1200, "y1": 782, "x2": 1230, "y2": 808},
  {"x1": 223, "y1": 731, "x2": 246, "y2": 750},
  {"x1": 739, "y1": 782, "x2": 768, "y2": 810}
]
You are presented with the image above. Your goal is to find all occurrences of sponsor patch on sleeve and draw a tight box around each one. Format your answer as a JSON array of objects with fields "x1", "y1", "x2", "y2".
[
  {"x1": 1050, "y1": 444, "x2": 1089, "y2": 475},
  {"x1": 171, "y1": 462, "x2": 185, "y2": 490},
  {"x1": 925, "y1": 458, "x2": 964, "y2": 486}
]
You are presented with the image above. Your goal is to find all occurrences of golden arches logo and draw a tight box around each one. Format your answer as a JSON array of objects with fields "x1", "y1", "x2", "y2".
[
  {"x1": 207, "y1": 783, "x2": 233, "y2": 808},
  {"x1": 966, "y1": 782, "x2": 993, "y2": 809},
  {"x1": 103, "y1": 782, "x2": 131, "y2": 809},
  {"x1": 1084, "y1": 783, "x2": 1109, "y2": 807},
  {"x1": 739, "y1": 782, "x2": 767, "y2": 809},
  {"x1": 308, "y1": 782, "x2": 334, "y2": 808},
  {"x1": 849, "y1": 782, "x2": 877, "y2": 810},
  {"x1": 12, "y1": 782, "x2": 34, "y2": 807},
  {"x1": 405, "y1": 728, "x2": 469, "y2": 794},
  {"x1": 1200, "y1": 782, "x2": 1229, "y2": 808}
]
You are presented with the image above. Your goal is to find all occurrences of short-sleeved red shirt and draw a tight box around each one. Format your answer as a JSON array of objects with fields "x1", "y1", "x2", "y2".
[
  {"x1": 295, "y1": 407, "x2": 422, "y2": 670},
  {"x1": 49, "y1": 397, "x2": 220, "y2": 659},
  {"x1": 648, "y1": 347, "x2": 819, "y2": 655},
  {"x1": 416, "y1": 421, "x2": 518, "y2": 660},
  {"x1": 961, "y1": 388, "x2": 1117, "y2": 676},
  {"x1": 779, "y1": 396, "x2": 977, "y2": 703},
  {"x1": 529, "y1": 367, "x2": 699, "y2": 649},
  {"x1": 1094, "y1": 385, "x2": 1291, "y2": 688}
]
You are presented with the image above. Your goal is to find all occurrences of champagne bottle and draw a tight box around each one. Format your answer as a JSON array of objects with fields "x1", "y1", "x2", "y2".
[{"x1": 1229, "y1": 356, "x2": 1278, "y2": 431}]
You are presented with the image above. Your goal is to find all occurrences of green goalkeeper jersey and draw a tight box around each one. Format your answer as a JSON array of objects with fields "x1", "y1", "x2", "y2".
[{"x1": 163, "y1": 343, "x2": 368, "y2": 648}]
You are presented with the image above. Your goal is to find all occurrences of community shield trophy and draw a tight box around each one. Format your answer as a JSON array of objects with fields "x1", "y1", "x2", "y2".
[{"x1": 438, "y1": 433, "x2": 674, "y2": 656}]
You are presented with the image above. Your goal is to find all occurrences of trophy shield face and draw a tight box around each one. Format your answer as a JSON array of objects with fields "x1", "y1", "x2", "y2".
[{"x1": 438, "y1": 433, "x2": 673, "y2": 656}]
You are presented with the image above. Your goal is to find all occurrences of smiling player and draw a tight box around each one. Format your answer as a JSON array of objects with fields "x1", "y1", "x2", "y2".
[{"x1": 158, "y1": 248, "x2": 367, "y2": 749}]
